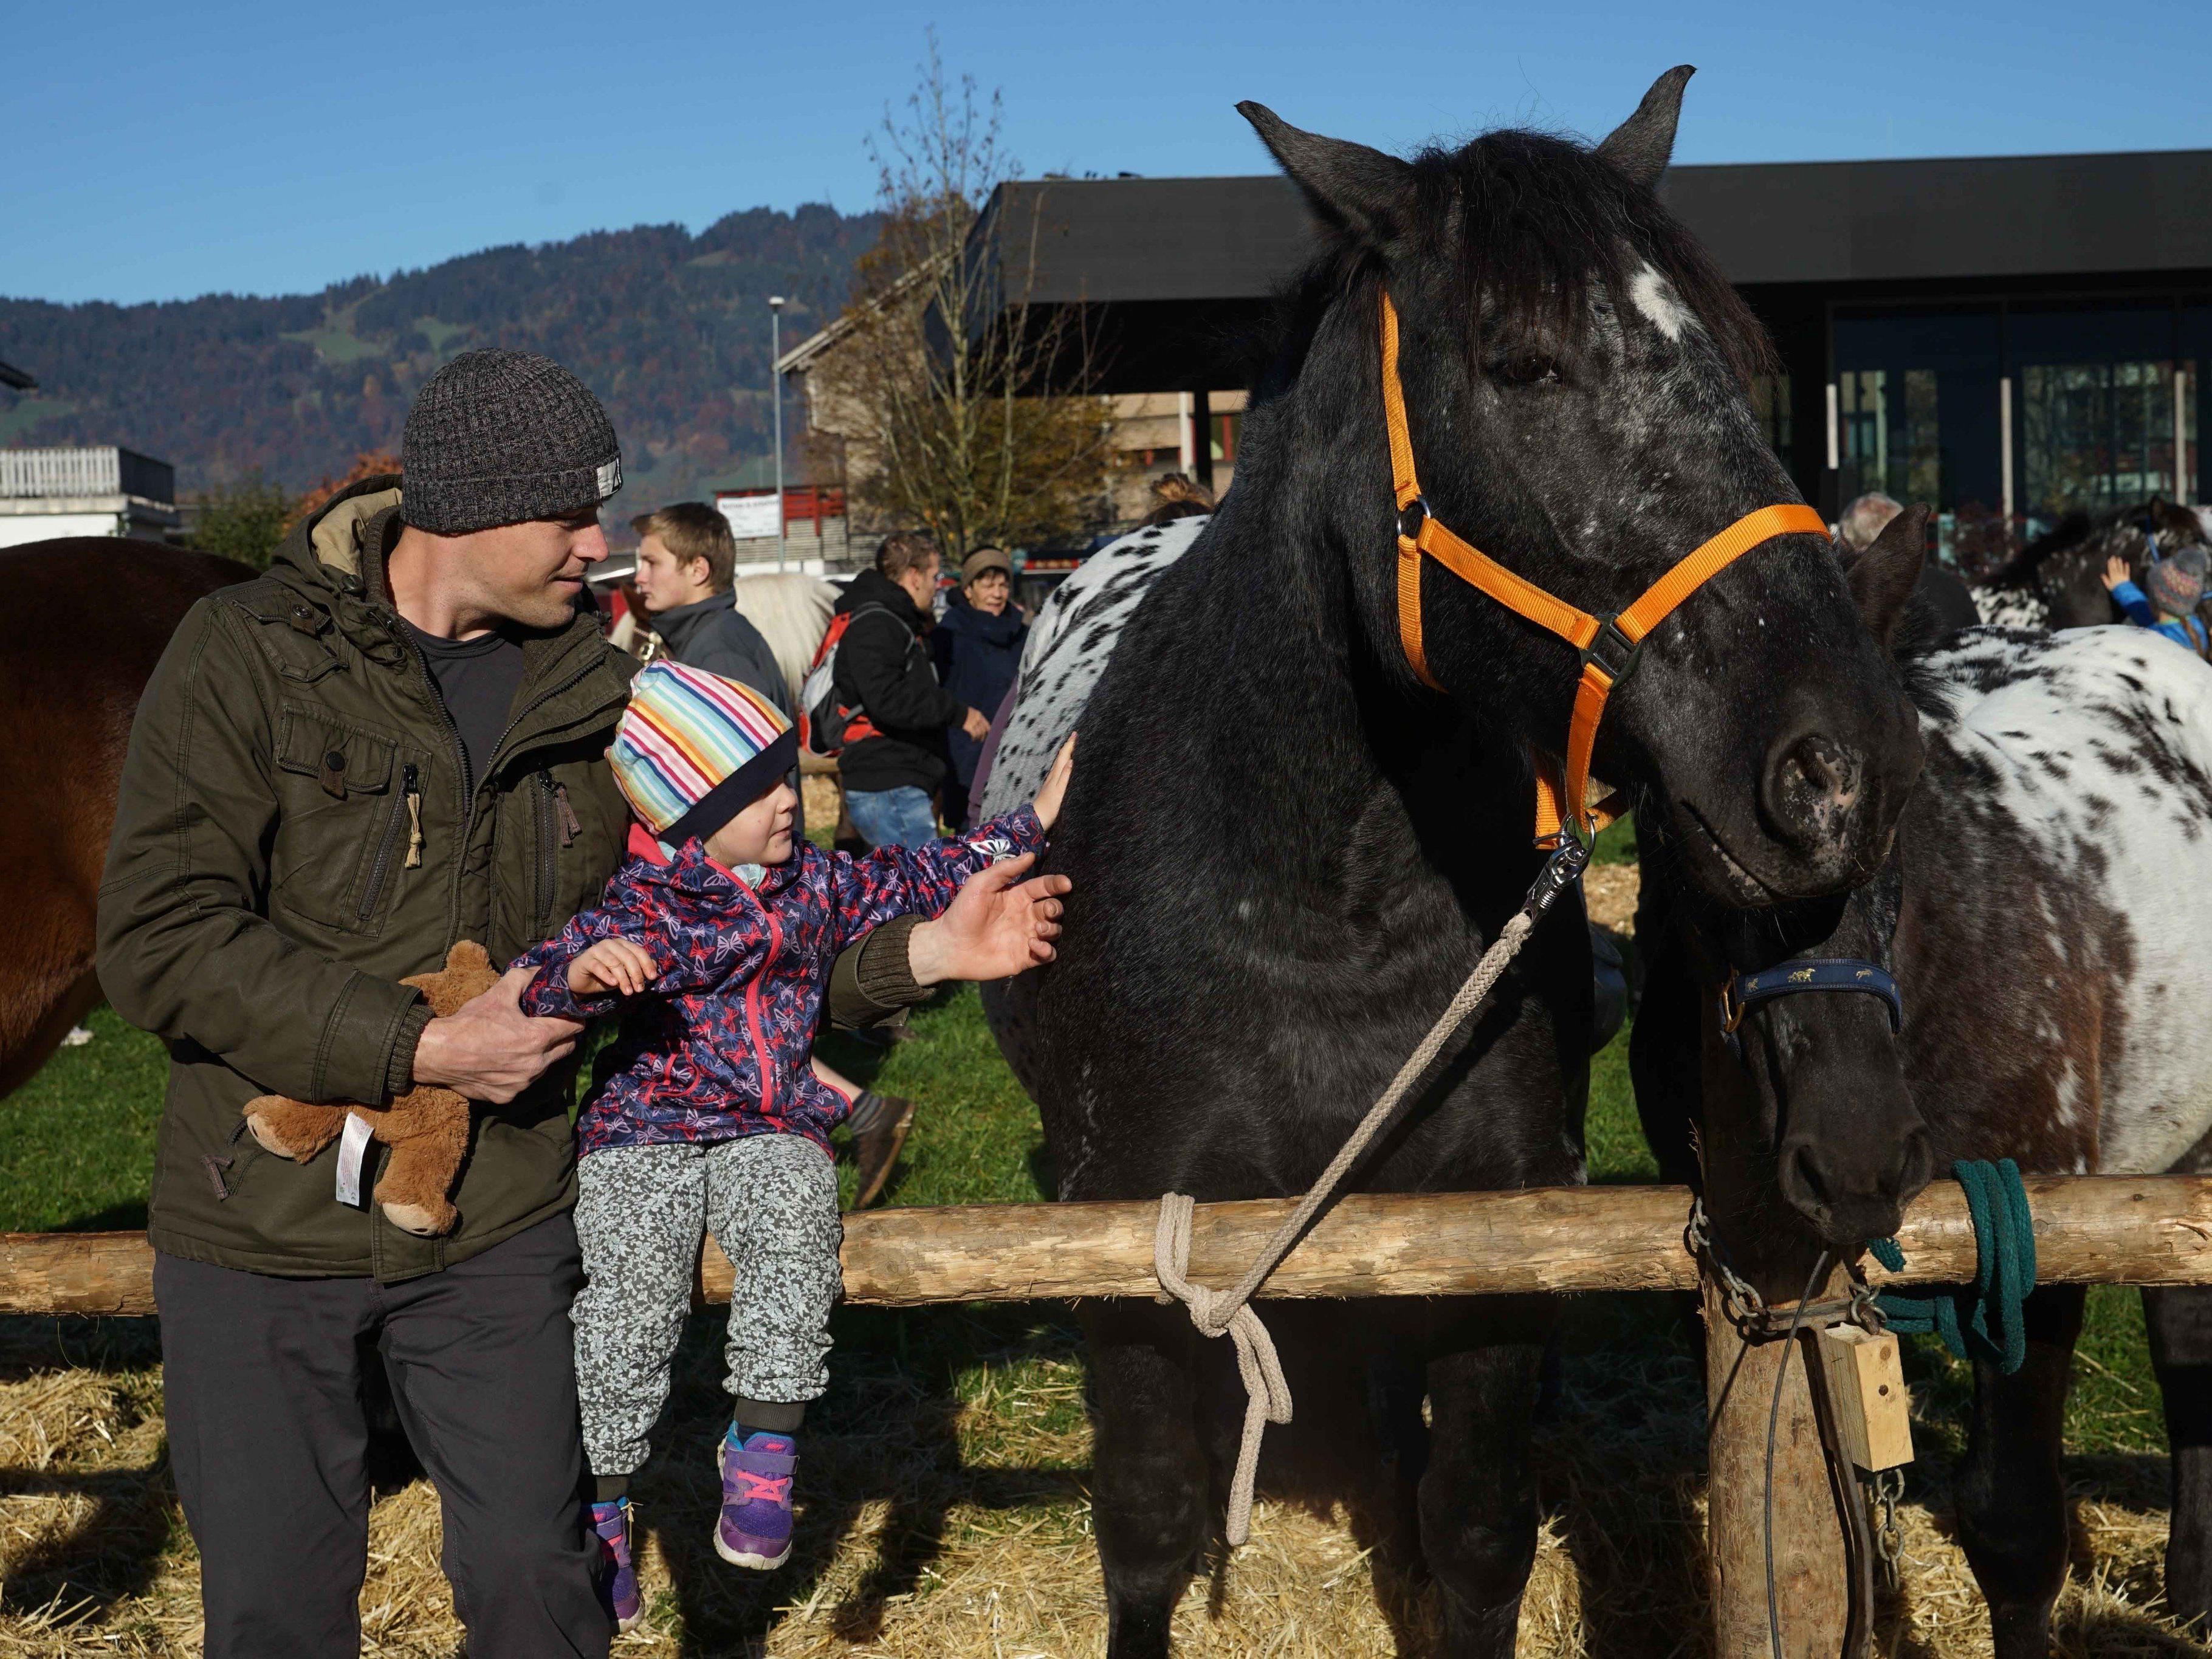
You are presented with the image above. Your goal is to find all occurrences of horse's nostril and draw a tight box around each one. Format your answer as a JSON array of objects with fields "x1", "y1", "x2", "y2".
[
  {"x1": 1779, "y1": 1140, "x2": 1829, "y2": 1218},
  {"x1": 1763, "y1": 730, "x2": 1866, "y2": 850}
]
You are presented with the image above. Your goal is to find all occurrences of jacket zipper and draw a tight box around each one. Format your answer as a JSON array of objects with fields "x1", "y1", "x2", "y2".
[
  {"x1": 532, "y1": 771, "x2": 558, "y2": 933},
  {"x1": 742, "y1": 895, "x2": 784, "y2": 1122},
  {"x1": 357, "y1": 763, "x2": 419, "y2": 922}
]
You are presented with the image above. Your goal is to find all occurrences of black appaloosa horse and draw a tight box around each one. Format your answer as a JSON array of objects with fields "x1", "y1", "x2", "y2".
[
  {"x1": 0, "y1": 538, "x2": 250, "y2": 1097},
  {"x1": 1635, "y1": 508, "x2": 2212, "y2": 1655},
  {"x1": 985, "y1": 69, "x2": 1923, "y2": 1656}
]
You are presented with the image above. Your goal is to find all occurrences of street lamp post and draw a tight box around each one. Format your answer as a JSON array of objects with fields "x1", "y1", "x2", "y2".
[{"x1": 768, "y1": 295, "x2": 786, "y2": 572}]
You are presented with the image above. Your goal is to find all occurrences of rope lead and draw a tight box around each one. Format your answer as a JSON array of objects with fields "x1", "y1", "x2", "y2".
[
  {"x1": 1870, "y1": 1158, "x2": 2038, "y2": 1375},
  {"x1": 1153, "y1": 897, "x2": 1547, "y2": 1546}
]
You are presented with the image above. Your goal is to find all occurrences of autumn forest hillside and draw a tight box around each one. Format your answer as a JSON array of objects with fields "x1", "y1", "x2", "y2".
[{"x1": 0, "y1": 202, "x2": 879, "y2": 510}]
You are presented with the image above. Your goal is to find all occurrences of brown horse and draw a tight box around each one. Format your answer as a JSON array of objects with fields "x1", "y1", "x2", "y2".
[{"x1": 0, "y1": 538, "x2": 252, "y2": 1098}]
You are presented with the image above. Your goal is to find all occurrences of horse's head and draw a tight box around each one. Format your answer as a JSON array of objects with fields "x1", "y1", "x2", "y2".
[
  {"x1": 1241, "y1": 68, "x2": 1920, "y2": 904},
  {"x1": 1658, "y1": 510, "x2": 1940, "y2": 1251}
]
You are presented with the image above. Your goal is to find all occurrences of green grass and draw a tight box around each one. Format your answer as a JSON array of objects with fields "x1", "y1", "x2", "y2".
[
  {"x1": 0, "y1": 397, "x2": 77, "y2": 443},
  {"x1": 280, "y1": 325, "x2": 380, "y2": 365},
  {"x1": 416, "y1": 316, "x2": 469, "y2": 353},
  {"x1": 0, "y1": 1005, "x2": 169, "y2": 1232}
]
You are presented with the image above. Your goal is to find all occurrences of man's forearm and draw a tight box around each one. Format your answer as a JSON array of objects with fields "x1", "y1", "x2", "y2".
[{"x1": 825, "y1": 915, "x2": 929, "y2": 1029}]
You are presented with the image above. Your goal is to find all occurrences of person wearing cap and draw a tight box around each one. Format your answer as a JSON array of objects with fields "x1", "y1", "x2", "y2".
[
  {"x1": 96, "y1": 350, "x2": 1071, "y2": 1657},
  {"x1": 509, "y1": 662, "x2": 1073, "y2": 1623},
  {"x1": 931, "y1": 546, "x2": 1029, "y2": 828},
  {"x1": 2104, "y1": 544, "x2": 2212, "y2": 656}
]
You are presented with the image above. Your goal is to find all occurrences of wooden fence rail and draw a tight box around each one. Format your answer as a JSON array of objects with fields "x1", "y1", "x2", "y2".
[{"x1": 5, "y1": 1173, "x2": 2211, "y2": 1318}]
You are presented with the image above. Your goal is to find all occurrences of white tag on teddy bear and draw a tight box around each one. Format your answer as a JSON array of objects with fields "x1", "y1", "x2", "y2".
[{"x1": 335, "y1": 1111, "x2": 374, "y2": 1208}]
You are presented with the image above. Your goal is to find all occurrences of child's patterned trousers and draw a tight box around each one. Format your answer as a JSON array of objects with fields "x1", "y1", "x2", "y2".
[{"x1": 572, "y1": 1135, "x2": 842, "y2": 1477}]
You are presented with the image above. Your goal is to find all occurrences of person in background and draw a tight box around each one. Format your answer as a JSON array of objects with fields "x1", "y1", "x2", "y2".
[
  {"x1": 831, "y1": 531, "x2": 990, "y2": 851},
  {"x1": 630, "y1": 503, "x2": 911, "y2": 1203},
  {"x1": 1142, "y1": 471, "x2": 1214, "y2": 527},
  {"x1": 1837, "y1": 490, "x2": 1981, "y2": 636},
  {"x1": 629, "y1": 504, "x2": 786, "y2": 709},
  {"x1": 931, "y1": 548, "x2": 1028, "y2": 828},
  {"x1": 2104, "y1": 546, "x2": 2211, "y2": 656}
]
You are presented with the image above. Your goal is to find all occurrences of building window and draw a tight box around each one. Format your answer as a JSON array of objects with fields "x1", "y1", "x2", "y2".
[
  {"x1": 1833, "y1": 309, "x2": 2003, "y2": 569},
  {"x1": 1209, "y1": 413, "x2": 1240, "y2": 465},
  {"x1": 2010, "y1": 304, "x2": 2185, "y2": 533},
  {"x1": 1750, "y1": 375, "x2": 1792, "y2": 459}
]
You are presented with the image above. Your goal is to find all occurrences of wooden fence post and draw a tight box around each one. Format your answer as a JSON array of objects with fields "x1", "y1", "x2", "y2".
[{"x1": 1703, "y1": 1263, "x2": 1854, "y2": 1657}]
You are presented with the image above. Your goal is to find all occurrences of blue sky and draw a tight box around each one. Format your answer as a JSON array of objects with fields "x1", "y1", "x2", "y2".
[{"x1": 4, "y1": 0, "x2": 2203, "y2": 305}]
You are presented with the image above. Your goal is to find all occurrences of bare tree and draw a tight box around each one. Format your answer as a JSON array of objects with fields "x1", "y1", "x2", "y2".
[{"x1": 811, "y1": 38, "x2": 1119, "y2": 553}]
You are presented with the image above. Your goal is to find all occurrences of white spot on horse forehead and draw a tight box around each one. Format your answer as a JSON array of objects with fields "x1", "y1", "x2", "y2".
[{"x1": 1629, "y1": 266, "x2": 1688, "y2": 342}]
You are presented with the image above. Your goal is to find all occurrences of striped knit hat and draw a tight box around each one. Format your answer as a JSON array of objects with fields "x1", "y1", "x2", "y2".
[{"x1": 611, "y1": 661, "x2": 797, "y2": 848}]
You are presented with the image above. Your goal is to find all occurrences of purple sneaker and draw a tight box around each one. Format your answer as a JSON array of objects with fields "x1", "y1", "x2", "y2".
[
  {"x1": 589, "y1": 1496, "x2": 643, "y2": 1632},
  {"x1": 715, "y1": 1427, "x2": 797, "y2": 1569}
]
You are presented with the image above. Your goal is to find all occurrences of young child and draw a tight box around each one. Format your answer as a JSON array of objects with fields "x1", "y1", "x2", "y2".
[
  {"x1": 511, "y1": 659, "x2": 1072, "y2": 1630},
  {"x1": 2103, "y1": 546, "x2": 2211, "y2": 656}
]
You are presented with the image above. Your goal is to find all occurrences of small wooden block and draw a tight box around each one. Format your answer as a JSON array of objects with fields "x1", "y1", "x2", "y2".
[{"x1": 1815, "y1": 1324, "x2": 1914, "y2": 1471}]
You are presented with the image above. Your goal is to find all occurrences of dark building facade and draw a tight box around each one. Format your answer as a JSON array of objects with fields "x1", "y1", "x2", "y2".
[{"x1": 974, "y1": 148, "x2": 2211, "y2": 565}]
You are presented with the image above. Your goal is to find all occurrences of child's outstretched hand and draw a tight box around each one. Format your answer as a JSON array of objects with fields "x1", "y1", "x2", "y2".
[
  {"x1": 1032, "y1": 733, "x2": 1077, "y2": 831},
  {"x1": 2103, "y1": 554, "x2": 2132, "y2": 592},
  {"x1": 569, "y1": 937, "x2": 656, "y2": 997}
]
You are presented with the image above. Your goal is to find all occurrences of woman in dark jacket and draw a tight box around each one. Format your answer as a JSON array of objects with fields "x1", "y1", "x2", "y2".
[{"x1": 932, "y1": 547, "x2": 1028, "y2": 827}]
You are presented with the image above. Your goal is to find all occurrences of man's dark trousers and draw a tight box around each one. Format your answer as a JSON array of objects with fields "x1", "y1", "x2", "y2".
[{"x1": 156, "y1": 1215, "x2": 609, "y2": 1658}]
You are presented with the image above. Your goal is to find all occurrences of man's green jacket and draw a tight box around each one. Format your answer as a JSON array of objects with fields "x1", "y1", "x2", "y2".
[{"x1": 97, "y1": 476, "x2": 919, "y2": 1282}]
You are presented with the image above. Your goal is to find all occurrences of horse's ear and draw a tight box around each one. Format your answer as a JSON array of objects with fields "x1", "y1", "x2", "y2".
[
  {"x1": 1238, "y1": 101, "x2": 1413, "y2": 247},
  {"x1": 1846, "y1": 504, "x2": 1930, "y2": 647},
  {"x1": 1596, "y1": 66, "x2": 1695, "y2": 189}
]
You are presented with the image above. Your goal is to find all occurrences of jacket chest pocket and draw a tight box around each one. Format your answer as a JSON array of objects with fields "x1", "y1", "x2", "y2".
[{"x1": 269, "y1": 709, "x2": 424, "y2": 937}]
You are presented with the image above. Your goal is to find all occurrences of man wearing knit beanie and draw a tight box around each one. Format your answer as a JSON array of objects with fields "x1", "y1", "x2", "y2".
[{"x1": 101, "y1": 346, "x2": 1071, "y2": 1657}]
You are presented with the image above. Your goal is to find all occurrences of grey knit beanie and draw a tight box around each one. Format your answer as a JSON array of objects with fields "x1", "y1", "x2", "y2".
[
  {"x1": 2147, "y1": 545, "x2": 2208, "y2": 619},
  {"x1": 400, "y1": 349, "x2": 622, "y2": 535}
]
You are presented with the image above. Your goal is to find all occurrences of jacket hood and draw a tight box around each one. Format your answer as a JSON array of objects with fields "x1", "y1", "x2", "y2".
[
  {"x1": 838, "y1": 567, "x2": 930, "y2": 629},
  {"x1": 269, "y1": 472, "x2": 405, "y2": 606}
]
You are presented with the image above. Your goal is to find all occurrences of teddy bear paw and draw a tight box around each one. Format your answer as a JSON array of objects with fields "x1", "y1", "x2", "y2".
[
  {"x1": 245, "y1": 1109, "x2": 312, "y2": 1161},
  {"x1": 379, "y1": 1198, "x2": 456, "y2": 1237}
]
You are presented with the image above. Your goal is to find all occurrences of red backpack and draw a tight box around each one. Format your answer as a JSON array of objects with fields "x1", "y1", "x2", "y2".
[{"x1": 798, "y1": 605, "x2": 908, "y2": 756}]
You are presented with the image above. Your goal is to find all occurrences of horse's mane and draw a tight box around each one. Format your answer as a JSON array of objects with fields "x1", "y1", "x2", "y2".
[
  {"x1": 1985, "y1": 509, "x2": 2101, "y2": 589},
  {"x1": 1258, "y1": 129, "x2": 1774, "y2": 395}
]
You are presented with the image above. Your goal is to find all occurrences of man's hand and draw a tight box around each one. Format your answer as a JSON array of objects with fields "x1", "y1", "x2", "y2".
[
  {"x1": 570, "y1": 938, "x2": 656, "y2": 997},
  {"x1": 411, "y1": 966, "x2": 584, "y2": 1104},
  {"x1": 908, "y1": 853, "x2": 1071, "y2": 984},
  {"x1": 1031, "y1": 732, "x2": 1076, "y2": 830},
  {"x1": 961, "y1": 706, "x2": 992, "y2": 742},
  {"x1": 2103, "y1": 553, "x2": 2132, "y2": 592}
]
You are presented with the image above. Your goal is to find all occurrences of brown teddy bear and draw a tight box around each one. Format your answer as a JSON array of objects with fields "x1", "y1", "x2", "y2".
[{"x1": 242, "y1": 940, "x2": 502, "y2": 1237}]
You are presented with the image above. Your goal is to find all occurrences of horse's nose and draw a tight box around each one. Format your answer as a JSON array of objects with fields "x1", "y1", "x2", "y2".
[
  {"x1": 1761, "y1": 727, "x2": 1866, "y2": 857},
  {"x1": 1777, "y1": 1127, "x2": 1934, "y2": 1251}
]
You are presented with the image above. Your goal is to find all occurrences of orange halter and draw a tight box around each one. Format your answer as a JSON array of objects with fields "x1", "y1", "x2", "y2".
[{"x1": 1380, "y1": 290, "x2": 1827, "y2": 847}]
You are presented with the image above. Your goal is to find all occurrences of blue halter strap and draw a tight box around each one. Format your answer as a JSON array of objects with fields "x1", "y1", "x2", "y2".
[{"x1": 1719, "y1": 958, "x2": 1903, "y2": 1056}]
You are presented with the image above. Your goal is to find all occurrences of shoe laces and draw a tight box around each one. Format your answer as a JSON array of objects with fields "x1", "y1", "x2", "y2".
[{"x1": 732, "y1": 1468, "x2": 791, "y2": 1505}]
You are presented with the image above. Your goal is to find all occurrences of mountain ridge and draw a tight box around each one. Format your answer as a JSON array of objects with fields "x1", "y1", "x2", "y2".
[{"x1": 0, "y1": 201, "x2": 880, "y2": 509}]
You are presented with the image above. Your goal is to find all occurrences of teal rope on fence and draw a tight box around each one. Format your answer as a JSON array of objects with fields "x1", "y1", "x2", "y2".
[{"x1": 1868, "y1": 1158, "x2": 2038, "y2": 1375}]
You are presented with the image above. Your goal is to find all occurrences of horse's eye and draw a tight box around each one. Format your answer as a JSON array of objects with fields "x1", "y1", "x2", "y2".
[{"x1": 1489, "y1": 354, "x2": 1563, "y2": 388}]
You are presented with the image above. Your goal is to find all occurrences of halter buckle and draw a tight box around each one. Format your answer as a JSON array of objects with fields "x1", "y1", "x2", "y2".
[
  {"x1": 1579, "y1": 614, "x2": 1643, "y2": 688},
  {"x1": 1718, "y1": 977, "x2": 1748, "y2": 1034}
]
